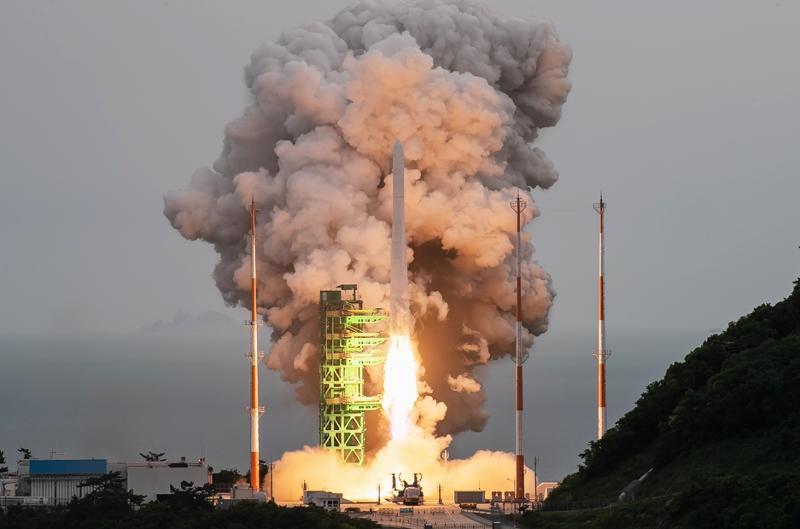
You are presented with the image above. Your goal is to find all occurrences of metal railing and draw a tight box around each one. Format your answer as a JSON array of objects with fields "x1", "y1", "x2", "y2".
[
  {"x1": 539, "y1": 497, "x2": 616, "y2": 512},
  {"x1": 353, "y1": 509, "x2": 491, "y2": 529}
]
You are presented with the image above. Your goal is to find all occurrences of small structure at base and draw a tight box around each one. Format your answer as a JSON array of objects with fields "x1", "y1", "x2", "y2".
[
  {"x1": 217, "y1": 486, "x2": 268, "y2": 508},
  {"x1": 127, "y1": 458, "x2": 211, "y2": 502},
  {"x1": 535, "y1": 481, "x2": 559, "y2": 502},
  {"x1": 303, "y1": 490, "x2": 342, "y2": 511},
  {"x1": 454, "y1": 490, "x2": 486, "y2": 506}
]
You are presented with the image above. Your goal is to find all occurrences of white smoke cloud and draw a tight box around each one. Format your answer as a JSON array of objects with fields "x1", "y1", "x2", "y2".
[
  {"x1": 270, "y1": 395, "x2": 532, "y2": 502},
  {"x1": 447, "y1": 373, "x2": 481, "y2": 393},
  {"x1": 165, "y1": 0, "x2": 570, "y2": 433}
]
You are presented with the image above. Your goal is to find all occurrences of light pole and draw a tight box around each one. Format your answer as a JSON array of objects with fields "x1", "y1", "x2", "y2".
[{"x1": 269, "y1": 462, "x2": 274, "y2": 502}]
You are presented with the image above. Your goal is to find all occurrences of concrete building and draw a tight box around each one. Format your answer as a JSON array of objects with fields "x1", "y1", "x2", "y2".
[
  {"x1": 535, "y1": 481, "x2": 559, "y2": 502},
  {"x1": 26, "y1": 459, "x2": 114, "y2": 505},
  {"x1": 127, "y1": 458, "x2": 211, "y2": 502},
  {"x1": 0, "y1": 457, "x2": 212, "y2": 507},
  {"x1": 1, "y1": 473, "x2": 17, "y2": 497},
  {"x1": 303, "y1": 490, "x2": 342, "y2": 511}
]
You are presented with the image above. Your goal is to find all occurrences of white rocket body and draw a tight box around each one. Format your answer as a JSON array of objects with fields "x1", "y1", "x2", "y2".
[{"x1": 390, "y1": 140, "x2": 409, "y2": 334}]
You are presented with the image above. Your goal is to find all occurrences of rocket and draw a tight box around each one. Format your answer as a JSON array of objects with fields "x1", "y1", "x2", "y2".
[{"x1": 390, "y1": 140, "x2": 409, "y2": 334}]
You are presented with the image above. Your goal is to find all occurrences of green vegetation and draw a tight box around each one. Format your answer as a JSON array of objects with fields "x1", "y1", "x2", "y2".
[
  {"x1": 0, "y1": 472, "x2": 377, "y2": 529},
  {"x1": 527, "y1": 278, "x2": 800, "y2": 529},
  {"x1": 211, "y1": 468, "x2": 244, "y2": 492}
]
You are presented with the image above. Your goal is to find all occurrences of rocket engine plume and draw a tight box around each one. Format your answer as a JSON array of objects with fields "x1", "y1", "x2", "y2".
[{"x1": 164, "y1": 0, "x2": 572, "y2": 440}]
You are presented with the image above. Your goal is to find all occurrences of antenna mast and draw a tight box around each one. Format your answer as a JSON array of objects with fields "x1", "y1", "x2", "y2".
[
  {"x1": 248, "y1": 200, "x2": 264, "y2": 490},
  {"x1": 510, "y1": 192, "x2": 528, "y2": 502},
  {"x1": 593, "y1": 194, "x2": 610, "y2": 439}
]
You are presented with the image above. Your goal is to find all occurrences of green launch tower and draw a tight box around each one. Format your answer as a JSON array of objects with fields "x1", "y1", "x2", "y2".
[{"x1": 319, "y1": 284, "x2": 387, "y2": 465}]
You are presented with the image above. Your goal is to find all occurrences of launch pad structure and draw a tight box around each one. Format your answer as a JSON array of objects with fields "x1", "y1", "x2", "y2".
[{"x1": 319, "y1": 284, "x2": 388, "y2": 465}]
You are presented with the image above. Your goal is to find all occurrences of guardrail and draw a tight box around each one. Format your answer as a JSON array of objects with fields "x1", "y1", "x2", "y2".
[{"x1": 0, "y1": 496, "x2": 50, "y2": 508}]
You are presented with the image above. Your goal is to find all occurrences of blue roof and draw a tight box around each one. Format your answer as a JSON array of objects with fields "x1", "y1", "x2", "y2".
[{"x1": 29, "y1": 459, "x2": 107, "y2": 476}]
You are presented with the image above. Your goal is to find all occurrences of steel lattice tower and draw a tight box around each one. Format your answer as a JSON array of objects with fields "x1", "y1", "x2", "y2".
[
  {"x1": 593, "y1": 194, "x2": 610, "y2": 439},
  {"x1": 510, "y1": 193, "x2": 529, "y2": 502},
  {"x1": 319, "y1": 284, "x2": 387, "y2": 465}
]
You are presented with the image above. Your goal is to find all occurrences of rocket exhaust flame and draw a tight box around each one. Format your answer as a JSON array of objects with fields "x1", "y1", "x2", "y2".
[{"x1": 383, "y1": 335, "x2": 418, "y2": 440}]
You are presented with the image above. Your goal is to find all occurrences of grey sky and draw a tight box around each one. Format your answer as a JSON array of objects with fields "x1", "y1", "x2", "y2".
[
  {"x1": 2, "y1": 0, "x2": 797, "y2": 336},
  {"x1": 1, "y1": 0, "x2": 798, "y2": 482}
]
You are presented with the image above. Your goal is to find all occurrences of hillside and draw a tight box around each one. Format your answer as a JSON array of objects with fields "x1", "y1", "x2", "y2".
[{"x1": 528, "y1": 278, "x2": 800, "y2": 529}]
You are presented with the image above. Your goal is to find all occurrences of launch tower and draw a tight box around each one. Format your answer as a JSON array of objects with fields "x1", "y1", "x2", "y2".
[{"x1": 319, "y1": 284, "x2": 387, "y2": 465}]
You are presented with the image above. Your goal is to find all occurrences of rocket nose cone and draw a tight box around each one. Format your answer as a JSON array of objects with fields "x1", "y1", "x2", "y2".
[{"x1": 393, "y1": 140, "x2": 403, "y2": 156}]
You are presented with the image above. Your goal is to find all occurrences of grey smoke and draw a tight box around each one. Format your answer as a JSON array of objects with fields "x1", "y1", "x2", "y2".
[{"x1": 164, "y1": 0, "x2": 571, "y2": 438}]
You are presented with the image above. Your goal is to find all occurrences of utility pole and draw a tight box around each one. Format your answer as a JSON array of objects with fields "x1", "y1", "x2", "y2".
[{"x1": 269, "y1": 462, "x2": 274, "y2": 501}]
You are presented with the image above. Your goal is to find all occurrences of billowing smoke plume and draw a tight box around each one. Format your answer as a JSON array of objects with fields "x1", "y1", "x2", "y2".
[{"x1": 165, "y1": 0, "x2": 571, "y2": 436}]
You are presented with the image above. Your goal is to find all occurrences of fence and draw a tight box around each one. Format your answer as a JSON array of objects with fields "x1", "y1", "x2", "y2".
[
  {"x1": 539, "y1": 497, "x2": 616, "y2": 512},
  {"x1": 353, "y1": 508, "x2": 491, "y2": 529}
]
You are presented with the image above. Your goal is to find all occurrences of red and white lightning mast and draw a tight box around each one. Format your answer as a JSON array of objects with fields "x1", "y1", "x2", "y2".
[
  {"x1": 510, "y1": 193, "x2": 528, "y2": 502},
  {"x1": 248, "y1": 200, "x2": 264, "y2": 490},
  {"x1": 593, "y1": 194, "x2": 609, "y2": 439}
]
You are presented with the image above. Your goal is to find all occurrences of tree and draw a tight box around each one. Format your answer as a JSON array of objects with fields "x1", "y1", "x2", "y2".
[
  {"x1": 76, "y1": 471, "x2": 144, "y2": 508},
  {"x1": 0, "y1": 450, "x2": 7, "y2": 473},
  {"x1": 61, "y1": 471, "x2": 144, "y2": 524},
  {"x1": 17, "y1": 448, "x2": 31, "y2": 460},
  {"x1": 211, "y1": 468, "x2": 243, "y2": 492},
  {"x1": 163, "y1": 480, "x2": 214, "y2": 512}
]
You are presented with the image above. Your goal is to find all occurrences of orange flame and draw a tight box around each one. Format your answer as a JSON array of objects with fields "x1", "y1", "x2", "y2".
[{"x1": 382, "y1": 334, "x2": 419, "y2": 440}]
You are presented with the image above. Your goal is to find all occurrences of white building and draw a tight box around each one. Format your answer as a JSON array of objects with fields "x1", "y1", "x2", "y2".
[
  {"x1": 25, "y1": 459, "x2": 115, "y2": 505},
  {"x1": 4, "y1": 457, "x2": 211, "y2": 506},
  {"x1": 127, "y1": 458, "x2": 210, "y2": 502},
  {"x1": 535, "y1": 481, "x2": 559, "y2": 501},
  {"x1": 303, "y1": 490, "x2": 342, "y2": 511}
]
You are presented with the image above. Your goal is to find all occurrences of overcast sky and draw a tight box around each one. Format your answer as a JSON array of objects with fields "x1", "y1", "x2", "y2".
[
  {"x1": 1, "y1": 0, "x2": 798, "y2": 482},
  {"x1": 2, "y1": 0, "x2": 797, "y2": 337}
]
